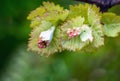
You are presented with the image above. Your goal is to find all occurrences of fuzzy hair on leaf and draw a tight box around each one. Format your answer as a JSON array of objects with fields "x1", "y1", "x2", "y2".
[
  {"x1": 61, "y1": 16, "x2": 90, "y2": 51},
  {"x1": 87, "y1": 5, "x2": 104, "y2": 48},
  {"x1": 28, "y1": 21, "x2": 62, "y2": 56},
  {"x1": 27, "y1": 2, "x2": 69, "y2": 28},
  {"x1": 68, "y1": 4, "x2": 104, "y2": 48}
]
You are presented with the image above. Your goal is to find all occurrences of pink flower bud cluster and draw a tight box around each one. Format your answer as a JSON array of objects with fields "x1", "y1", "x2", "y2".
[
  {"x1": 38, "y1": 37, "x2": 50, "y2": 48},
  {"x1": 67, "y1": 28, "x2": 81, "y2": 39}
]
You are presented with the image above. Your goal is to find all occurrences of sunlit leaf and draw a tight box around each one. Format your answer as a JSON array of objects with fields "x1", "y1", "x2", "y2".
[
  {"x1": 61, "y1": 16, "x2": 89, "y2": 51},
  {"x1": 102, "y1": 13, "x2": 120, "y2": 37},
  {"x1": 28, "y1": 21, "x2": 62, "y2": 56},
  {"x1": 27, "y1": 2, "x2": 69, "y2": 28}
]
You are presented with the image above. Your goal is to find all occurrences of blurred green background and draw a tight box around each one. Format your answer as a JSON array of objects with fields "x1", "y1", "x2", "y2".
[{"x1": 0, "y1": 0, "x2": 120, "y2": 81}]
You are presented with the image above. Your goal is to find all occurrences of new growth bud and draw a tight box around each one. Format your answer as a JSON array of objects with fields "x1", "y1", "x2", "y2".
[
  {"x1": 67, "y1": 27, "x2": 81, "y2": 39},
  {"x1": 38, "y1": 26, "x2": 55, "y2": 48},
  {"x1": 66, "y1": 25, "x2": 93, "y2": 42}
]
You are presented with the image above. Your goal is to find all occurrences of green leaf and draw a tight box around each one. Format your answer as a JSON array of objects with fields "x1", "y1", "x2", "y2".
[
  {"x1": 68, "y1": 3, "x2": 104, "y2": 48},
  {"x1": 103, "y1": 24, "x2": 120, "y2": 37},
  {"x1": 27, "y1": 2, "x2": 64, "y2": 20},
  {"x1": 42, "y1": 2, "x2": 64, "y2": 11},
  {"x1": 88, "y1": 5, "x2": 101, "y2": 26},
  {"x1": 87, "y1": 5, "x2": 104, "y2": 48},
  {"x1": 27, "y1": 2, "x2": 69, "y2": 28},
  {"x1": 108, "y1": 5, "x2": 120, "y2": 16},
  {"x1": 28, "y1": 21, "x2": 62, "y2": 56},
  {"x1": 68, "y1": 4, "x2": 100, "y2": 24},
  {"x1": 27, "y1": 6, "x2": 46, "y2": 20},
  {"x1": 68, "y1": 4, "x2": 89, "y2": 23},
  {"x1": 30, "y1": 18, "x2": 41, "y2": 28},
  {"x1": 44, "y1": 10, "x2": 69, "y2": 25},
  {"x1": 92, "y1": 24, "x2": 104, "y2": 47},
  {"x1": 61, "y1": 16, "x2": 89, "y2": 51},
  {"x1": 102, "y1": 13, "x2": 120, "y2": 37}
]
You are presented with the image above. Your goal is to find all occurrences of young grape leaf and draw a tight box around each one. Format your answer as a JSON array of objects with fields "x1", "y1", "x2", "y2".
[
  {"x1": 61, "y1": 16, "x2": 90, "y2": 51},
  {"x1": 69, "y1": 4, "x2": 104, "y2": 47},
  {"x1": 102, "y1": 13, "x2": 120, "y2": 37},
  {"x1": 88, "y1": 6, "x2": 104, "y2": 47},
  {"x1": 28, "y1": 21, "x2": 62, "y2": 56},
  {"x1": 27, "y1": 2, "x2": 69, "y2": 28}
]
